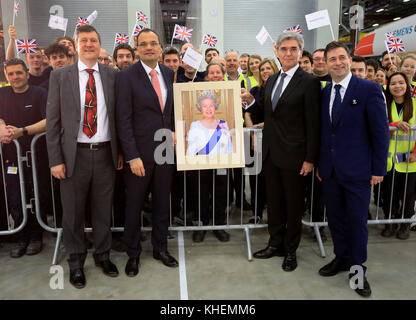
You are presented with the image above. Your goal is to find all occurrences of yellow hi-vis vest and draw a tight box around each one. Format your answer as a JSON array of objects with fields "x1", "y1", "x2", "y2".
[
  {"x1": 387, "y1": 98, "x2": 416, "y2": 173},
  {"x1": 321, "y1": 81, "x2": 328, "y2": 89},
  {"x1": 242, "y1": 75, "x2": 258, "y2": 91},
  {"x1": 224, "y1": 73, "x2": 245, "y2": 83}
]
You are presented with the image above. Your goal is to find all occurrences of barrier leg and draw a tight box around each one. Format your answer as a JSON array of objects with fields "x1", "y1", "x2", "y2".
[
  {"x1": 52, "y1": 228, "x2": 63, "y2": 265},
  {"x1": 244, "y1": 227, "x2": 253, "y2": 262},
  {"x1": 313, "y1": 224, "x2": 326, "y2": 258}
]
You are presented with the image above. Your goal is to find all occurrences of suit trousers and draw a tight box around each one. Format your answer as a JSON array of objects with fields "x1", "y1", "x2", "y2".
[
  {"x1": 264, "y1": 156, "x2": 305, "y2": 253},
  {"x1": 322, "y1": 173, "x2": 370, "y2": 272},
  {"x1": 123, "y1": 162, "x2": 174, "y2": 259},
  {"x1": 60, "y1": 145, "x2": 115, "y2": 269}
]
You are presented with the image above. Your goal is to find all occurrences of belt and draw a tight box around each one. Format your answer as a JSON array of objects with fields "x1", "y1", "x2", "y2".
[{"x1": 77, "y1": 142, "x2": 110, "y2": 150}]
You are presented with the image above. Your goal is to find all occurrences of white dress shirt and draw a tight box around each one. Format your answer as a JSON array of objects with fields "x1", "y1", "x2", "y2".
[
  {"x1": 77, "y1": 60, "x2": 111, "y2": 143},
  {"x1": 329, "y1": 72, "x2": 352, "y2": 121},
  {"x1": 141, "y1": 61, "x2": 167, "y2": 107},
  {"x1": 271, "y1": 64, "x2": 300, "y2": 101}
]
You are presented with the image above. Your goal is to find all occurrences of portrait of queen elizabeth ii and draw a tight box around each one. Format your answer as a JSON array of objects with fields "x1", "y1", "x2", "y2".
[{"x1": 186, "y1": 90, "x2": 234, "y2": 156}]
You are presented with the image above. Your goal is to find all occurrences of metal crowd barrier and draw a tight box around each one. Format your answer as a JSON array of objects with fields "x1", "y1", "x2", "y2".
[
  {"x1": 0, "y1": 140, "x2": 29, "y2": 236},
  {"x1": 31, "y1": 128, "x2": 267, "y2": 265},
  {"x1": 303, "y1": 126, "x2": 416, "y2": 258}
]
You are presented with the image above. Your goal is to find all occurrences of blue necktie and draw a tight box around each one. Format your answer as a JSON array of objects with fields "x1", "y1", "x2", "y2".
[
  {"x1": 272, "y1": 73, "x2": 287, "y2": 111},
  {"x1": 331, "y1": 84, "x2": 342, "y2": 124}
]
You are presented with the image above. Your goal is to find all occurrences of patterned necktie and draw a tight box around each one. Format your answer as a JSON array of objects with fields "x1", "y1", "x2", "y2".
[
  {"x1": 331, "y1": 84, "x2": 342, "y2": 124},
  {"x1": 150, "y1": 69, "x2": 164, "y2": 113},
  {"x1": 83, "y1": 69, "x2": 97, "y2": 138},
  {"x1": 271, "y1": 73, "x2": 287, "y2": 111}
]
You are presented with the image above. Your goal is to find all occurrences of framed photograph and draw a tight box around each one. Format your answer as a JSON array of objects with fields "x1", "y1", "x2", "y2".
[{"x1": 174, "y1": 81, "x2": 245, "y2": 171}]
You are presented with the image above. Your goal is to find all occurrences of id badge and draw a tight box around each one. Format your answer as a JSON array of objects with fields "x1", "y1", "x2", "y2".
[{"x1": 7, "y1": 166, "x2": 18, "y2": 175}]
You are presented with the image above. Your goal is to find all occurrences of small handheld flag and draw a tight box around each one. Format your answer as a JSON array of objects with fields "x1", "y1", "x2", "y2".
[
  {"x1": 386, "y1": 36, "x2": 406, "y2": 53},
  {"x1": 132, "y1": 24, "x2": 146, "y2": 37},
  {"x1": 115, "y1": 33, "x2": 129, "y2": 45},
  {"x1": 16, "y1": 39, "x2": 38, "y2": 54},
  {"x1": 202, "y1": 34, "x2": 218, "y2": 47},
  {"x1": 284, "y1": 25, "x2": 302, "y2": 34},
  {"x1": 173, "y1": 24, "x2": 193, "y2": 43},
  {"x1": 12, "y1": 0, "x2": 19, "y2": 25},
  {"x1": 76, "y1": 17, "x2": 89, "y2": 28},
  {"x1": 411, "y1": 84, "x2": 416, "y2": 99},
  {"x1": 136, "y1": 11, "x2": 148, "y2": 24}
]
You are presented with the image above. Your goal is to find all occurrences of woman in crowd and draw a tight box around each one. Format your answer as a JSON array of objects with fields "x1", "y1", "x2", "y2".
[
  {"x1": 381, "y1": 72, "x2": 416, "y2": 240},
  {"x1": 243, "y1": 54, "x2": 262, "y2": 91},
  {"x1": 375, "y1": 69, "x2": 387, "y2": 88},
  {"x1": 243, "y1": 59, "x2": 278, "y2": 223},
  {"x1": 188, "y1": 62, "x2": 233, "y2": 243},
  {"x1": 400, "y1": 55, "x2": 416, "y2": 88}
]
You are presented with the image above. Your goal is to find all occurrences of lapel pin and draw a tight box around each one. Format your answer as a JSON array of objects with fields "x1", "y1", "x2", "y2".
[{"x1": 351, "y1": 99, "x2": 358, "y2": 105}]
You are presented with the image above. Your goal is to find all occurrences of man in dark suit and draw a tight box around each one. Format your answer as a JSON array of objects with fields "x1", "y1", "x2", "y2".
[
  {"x1": 249, "y1": 31, "x2": 321, "y2": 271},
  {"x1": 316, "y1": 42, "x2": 389, "y2": 297},
  {"x1": 46, "y1": 25, "x2": 122, "y2": 289},
  {"x1": 116, "y1": 29, "x2": 178, "y2": 277}
]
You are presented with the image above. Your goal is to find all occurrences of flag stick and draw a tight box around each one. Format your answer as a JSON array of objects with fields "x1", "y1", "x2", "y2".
[
  {"x1": 113, "y1": 35, "x2": 117, "y2": 53},
  {"x1": 384, "y1": 41, "x2": 393, "y2": 65},
  {"x1": 12, "y1": 12, "x2": 16, "y2": 26},
  {"x1": 329, "y1": 23, "x2": 335, "y2": 41},
  {"x1": 170, "y1": 24, "x2": 177, "y2": 47},
  {"x1": 268, "y1": 35, "x2": 282, "y2": 71}
]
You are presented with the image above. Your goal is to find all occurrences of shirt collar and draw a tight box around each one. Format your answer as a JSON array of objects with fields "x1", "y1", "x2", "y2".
[
  {"x1": 78, "y1": 60, "x2": 99, "y2": 73},
  {"x1": 141, "y1": 61, "x2": 161, "y2": 76},
  {"x1": 281, "y1": 64, "x2": 299, "y2": 77},
  {"x1": 332, "y1": 72, "x2": 352, "y2": 90}
]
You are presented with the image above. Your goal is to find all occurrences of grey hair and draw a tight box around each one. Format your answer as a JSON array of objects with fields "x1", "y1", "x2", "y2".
[
  {"x1": 275, "y1": 31, "x2": 304, "y2": 50},
  {"x1": 196, "y1": 90, "x2": 219, "y2": 112}
]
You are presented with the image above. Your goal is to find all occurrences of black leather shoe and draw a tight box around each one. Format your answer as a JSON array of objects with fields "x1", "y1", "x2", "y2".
[
  {"x1": 70, "y1": 268, "x2": 86, "y2": 289},
  {"x1": 213, "y1": 230, "x2": 230, "y2": 242},
  {"x1": 253, "y1": 246, "x2": 285, "y2": 259},
  {"x1": 153, "y1": 251, "x2": 178, "y2": 267},
  {"x1": 282, "y1": 253, "x2": 297, "y2": 272},
  {"x1": 10, "y1": 241, "x2": 28, "y2": 258},
  {"x1": 125, "y1": 258, "x2": 139, "y2": 277},
  {"x1": 352, "y1": 276, "x2": 372, "y2": 298},
  {"x1": 26, "y1": 240, "x2": 43, "y2": 255},
  {"x1": 381, "y1": 224, "x2": 394, "y2": 237},
  {"x1": 192, "y1": 231, "x2": 206, "y2": 243},
  {"x1": 319, "y1": 258, "x2": 350, "y2": 277},
  {"x1": 96, "y1": 259, "x2": 119, "y2": 277}
]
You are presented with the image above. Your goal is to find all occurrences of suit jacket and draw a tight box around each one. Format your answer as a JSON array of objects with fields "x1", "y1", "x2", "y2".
[
  {"x1": 115, "y1": 62, "x2": 174, "y2": 164},
  {"x1": 318, "y1": 74, "x2": 389, "y2": 181},
  {"x1": 261, "y1": 66, "x2": 321, "y2": 170},
  {"x1": 46, "y1": 62, "x2": 118, "y2": 177}
]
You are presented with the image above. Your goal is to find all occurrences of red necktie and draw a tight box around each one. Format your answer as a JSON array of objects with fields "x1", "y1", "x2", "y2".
[
  {"x1": 150, "y1": 69, "x2": 164, "y2": 113},
  {"x1": 83, "y1": 69, "x2": 97, "y2": 138}
]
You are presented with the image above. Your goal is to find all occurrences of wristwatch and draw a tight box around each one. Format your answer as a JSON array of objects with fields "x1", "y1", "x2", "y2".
[{"x1": 22, "y1": 127, "x2": 28, "y2": 136}]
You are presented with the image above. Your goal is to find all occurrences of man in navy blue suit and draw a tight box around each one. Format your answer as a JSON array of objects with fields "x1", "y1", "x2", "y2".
[
  {"x1": 316, "y1": 42, "x2": 389, "y2": 297},
  {"x1": 116, "y1": 29, "x2": 178, "y2": 276}
]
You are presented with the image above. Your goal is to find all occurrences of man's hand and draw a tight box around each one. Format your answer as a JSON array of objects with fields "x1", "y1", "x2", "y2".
[
  {"x1": 315, "y1": 168, "x2": 322, "y2": 182},
  {"x1": 130, "y1": 157, "x2": 145, "y2": 176},
  {"x1": 386, "y1": 64, "x2": 397, "y2": 77},
  {"x1": 300, "y1": 161, "x2": 313, "y2": 176},
  {"x1": 6, "y1": 125, "x2": 23, "y2": 140},
  {"x1": 8, "y1": 25, "x2": 17, "y2": 41},
  {"x1": 0, "y1": 125, "x2": 14, "y2": 144},
  {"x1": 370, "y1": 175, "x2": 383, "y2": 185},
  {"x1": 241, "y1": 88, "x2": 254, "y2": 104},
  {"x1": 397, "y1": 121, "x2": 411, "y2": 134},
  {"x1": 51, "y1": 164, "x2": 66, "y2": 179},
  {"x1": 117, "y1": 154, "x2": 124, "y2": 170}
]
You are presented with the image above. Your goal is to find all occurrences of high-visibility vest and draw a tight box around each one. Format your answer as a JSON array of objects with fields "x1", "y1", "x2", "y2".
[
  {"x1": 0, "y1": 82, "x2": 10, "y2": 88},
  {"x1": 387, "y1": 98, "x2": 416, "y2": 173},
  {"x1": 321, "y1": 81, "x2": 328, "y2": 89},
  {"x1": 242, "y1": 75, "x2": 258, "y2": 91},
  {"x1": 224, "y1": 73, "x2": 245, "y2": 83}
]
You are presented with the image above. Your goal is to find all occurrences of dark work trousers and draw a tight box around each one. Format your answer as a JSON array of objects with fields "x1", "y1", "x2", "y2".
[
  {"x1": 60, "y1": 145, "x2": 115, "y2": 269},
  {"x1": 264, "y1": 157, "x2": 305, "y2": 253},
  {"x1": 192, "y1": 169, "x2": 228, "y2": 226},
  {"x1": 231, "y1": 168, "x2": 247, "y2": 206},
  {"x1": 123, "y1": 162, "x2": 174, "y2": 259},
  {"x1": 171, "y1": 170, "x2": 198, "y2": 224},
  {"x1": 249, "y1": 172, "x2": 266, "y2": 218},
  {"x1": 382, "y1": 170, "x2": 416, "y2": 219},
  {"x1": 322, "y1": 172, "x2": 370, "y2": 273}
]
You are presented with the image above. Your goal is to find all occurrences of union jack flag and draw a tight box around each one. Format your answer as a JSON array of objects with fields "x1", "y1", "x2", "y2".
[
  {"x1": 14, "y1": 0, "x2": 19, "y2": 16},
  {"x1": 386, "y1": 36, "x2": 406, "y2": 53},
  {"x1": 76, "y1": 17, "x2": 89, "y2": 28},
  {"x1": 284, "y1": 25, "x2": 302, "y2": 34},
  {"x1": 385, "y1": 32, "x2": 395, "y2": 40},
  {"x1": 136, "y1": 11, "x2": 148, "y2": 24},
  {"x1": 15, "y1": 39, "x2": 38, "y2": 54},
  {"x1": 173, "y1": 24, "x2": 193, "y2": 43},
  {"x1": 411, "y1": 84, "x2": 416, "y2": 98},
  {"x1": 115, "y1": 33, "x2": 129, "y2": 45},
  {"x1": 133, "y1": 24, "x2": 146, "y2": 37},
  {"x1": 202, "y1": 34, "x2": 217, "y2": 47}
]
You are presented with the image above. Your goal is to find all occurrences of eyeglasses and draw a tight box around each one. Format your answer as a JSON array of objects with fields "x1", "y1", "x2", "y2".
[{"x1": 138, "y1": 41, "x2": 160, "y2": 48}]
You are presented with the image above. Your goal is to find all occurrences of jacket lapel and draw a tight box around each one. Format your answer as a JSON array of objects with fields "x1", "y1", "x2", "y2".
[
  {"x1": 159, "y1": 64, "x2": 172, "y2": 115},
  {"x1": 69, "y1": 63, "x2": 81, "y2": 119},
  {"x1": 265, "y1": 73, "x2": 279, "y2": 112},
  {"x1": 137, "y1": 62, "x2": 164, "y2": 113},
  {"x1": 322, "y1": 84, "x2": 332, "y2": 128},
  {"x1": 98, "y1": 64, "x2": 111, "y2": 112},
  {"x1": 277, "y1": 67, "x2": 303, "y2": 106}
]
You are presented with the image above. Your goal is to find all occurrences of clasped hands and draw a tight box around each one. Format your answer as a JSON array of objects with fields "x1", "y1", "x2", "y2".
[{"x1": 0, "y1": 125, "x2": 23, "y2": 144}]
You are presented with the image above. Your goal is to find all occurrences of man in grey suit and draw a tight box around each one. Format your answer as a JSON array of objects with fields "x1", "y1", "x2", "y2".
[{"x1": 46, "y1": 25, "x2": 122, "y2": 289}]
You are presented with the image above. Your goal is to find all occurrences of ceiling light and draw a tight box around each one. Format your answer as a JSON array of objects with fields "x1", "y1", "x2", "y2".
[
  {"x1": 393, "y1": 17, "x2": 401, "y2": 20},
  {"x1": 372, "y1": 23, "x2": 379, "y2": 27},
  {"x1": 376, "y1": 8, "x2": 384, "y2": 12},
  {"x1": 403, "y1": 0, "x2": 410, "y2": 2}
]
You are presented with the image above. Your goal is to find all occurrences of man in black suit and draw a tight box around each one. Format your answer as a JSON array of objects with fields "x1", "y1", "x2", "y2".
[
  {"x1": 46, "y1": 25, "x2": 121, "y2": 288},
  {"x1": 116, "y1": 29, "x2": 178, "y2": 277},
  {"x1": 247, "y1": 31, "x2": 321, "y2": 271}
]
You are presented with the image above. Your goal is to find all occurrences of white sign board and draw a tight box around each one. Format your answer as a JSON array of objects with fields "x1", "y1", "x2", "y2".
[
  {"x1": 182, "y1": 47, "x2": 203, "y2": 70},
  {"x1": 305, "y1": 9, "x2": 331, "y2": 30}
]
